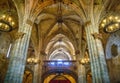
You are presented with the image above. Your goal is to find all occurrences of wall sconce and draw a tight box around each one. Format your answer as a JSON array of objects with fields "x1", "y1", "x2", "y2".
[
  {"x1": 27, "y1": 57, "x2": 40, "y2": 65},
  {"x1": 99, "y1": 15, "x2": 120, "y2": 33},
  {"x1": 80, "y1": 57, "x2": 90, "y2": 65},
  {"x1": 80, "y1": 52, "x2": 90, "y2": 65}
]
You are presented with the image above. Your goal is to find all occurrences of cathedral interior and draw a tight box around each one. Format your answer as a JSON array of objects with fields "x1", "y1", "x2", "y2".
[{"x1": 0, "y1": 0, "x2": 120, "y2": 83}]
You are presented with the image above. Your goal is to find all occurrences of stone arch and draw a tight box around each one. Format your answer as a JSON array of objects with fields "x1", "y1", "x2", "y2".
[
  {"x1": 49, "y1": 48, "x2": 72, "y2": 60},
  {"x1": 49, "y1": 75, "x2": 71, "y2": 82},
  {"x1": 33, "y1": 0, "x2": 86, "y2": 23},
  {"x1": 45, "y1": 34, "x2": 75, "y2": 60},
  {"x1": 42, "y1": 69, "x2": 78, "y2": 83},
  {"x1": 106, "y1": 31, "x2": 120, "y2": 83},
  {"x1": 106, "y1": 31, "x2": 120, "y2": 59}
]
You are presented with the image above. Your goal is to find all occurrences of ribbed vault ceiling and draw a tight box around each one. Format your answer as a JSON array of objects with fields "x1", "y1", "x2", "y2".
[
  {"x1": 0, "y1": 0, "x2": 120, "y2": 60},
  {"x1": 36, "y1": 2, "x2": 81, "y2": 60}
]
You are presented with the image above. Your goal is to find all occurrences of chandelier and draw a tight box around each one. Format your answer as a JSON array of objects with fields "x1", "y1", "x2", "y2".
[
  {"x1": 99, "y1": 14, "x2": 120, "y2": 33},
  {"x1": 0, "y1": 0, "x2": 16, "y2": 32},
  {"x1": 0, "y1": 11, "x2": 15, "y2": 32}
]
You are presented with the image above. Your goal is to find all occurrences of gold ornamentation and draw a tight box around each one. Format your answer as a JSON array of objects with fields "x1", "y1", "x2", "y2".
[{"x1": 99, "y1": 14, "x2": 120, "y2": 33}]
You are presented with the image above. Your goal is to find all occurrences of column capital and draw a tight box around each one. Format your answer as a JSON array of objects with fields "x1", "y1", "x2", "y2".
[
  {"x1": 84, "y1": 20, "x2": 91, "y2": 27},
  {"x1": 26, "y1": 19, "x2": 34, "y2": 26},
  {"x1": 15, "y1": 32, "x2": 25, "y2": 40},
  {"x1": 91, "y1": 33, "x2": 102, "y2": 40}
]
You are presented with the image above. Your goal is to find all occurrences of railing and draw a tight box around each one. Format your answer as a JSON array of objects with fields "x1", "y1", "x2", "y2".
[{"x1": 42, "y1": 60, "x2": 77, "y2": 74}]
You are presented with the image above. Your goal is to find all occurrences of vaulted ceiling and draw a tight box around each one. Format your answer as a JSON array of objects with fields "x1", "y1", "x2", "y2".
[{"x1": 0, "y1": 0, "x2": 120, "y2": 60}]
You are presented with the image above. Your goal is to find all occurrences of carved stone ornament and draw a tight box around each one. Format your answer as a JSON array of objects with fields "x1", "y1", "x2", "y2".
[
  {"x1": 92, "y1": 33, "x2": 102, "y2": 39},
  {"x1": 84, "y1": 21, "x2": 91, "y2": 27},
  {"x1": 26, "y1": 19, "x2": 34, "y2": 26},
  {"x1": 15, "y1": 32, "x2": 25, "y2": 40}
]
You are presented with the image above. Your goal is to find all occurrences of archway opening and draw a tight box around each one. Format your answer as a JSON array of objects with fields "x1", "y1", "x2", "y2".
[
  {"x1": 45, "y1": 34, "x2": 76, "y2": 61},
  {"x1": 43, "y1": 74, "x2": 76, "y2": 83},
  {"x1": 49, "y1": 75, "x2": 71, "y2": 83}
]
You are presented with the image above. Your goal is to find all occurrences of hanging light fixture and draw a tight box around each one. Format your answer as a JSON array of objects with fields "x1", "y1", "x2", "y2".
[
  {"x1": 80, "y1": 52, "x2": 90, "y2": 65},
  {"x1": 57, "y1": 0, "x2": 63, "y2": 33},
  {"x1": 100, "y1": 14, "x2": 120, "y2": 33},
  {"x1": 0, "y1": 1, "x2": 16, "y2": 32}
]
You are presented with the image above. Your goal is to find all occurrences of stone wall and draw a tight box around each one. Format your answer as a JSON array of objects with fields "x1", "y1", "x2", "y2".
[
  {"x1": 106, "y1": 31, "x2": 120, "y2": 83},
  {"x1": 0, "y1": 55, "x2": 8, "y2": 83},
  {"x1": 0, "y1": 32, "x2": 10, "y2": 82},
  {"x1": 0, "y1": 32, "x2": 11, "y2": 55}
]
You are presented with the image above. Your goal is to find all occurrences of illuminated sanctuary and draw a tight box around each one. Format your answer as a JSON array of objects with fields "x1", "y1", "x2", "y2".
[{"x1": 0, "y1": 0, "x2": 120, "y2": 83}]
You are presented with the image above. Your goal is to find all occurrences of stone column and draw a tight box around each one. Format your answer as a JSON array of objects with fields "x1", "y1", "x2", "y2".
[
  {"x1": 85, "y1": 24, "x2": 102, "y2": 83},
  {"x1": 32, "y1": 59, "x2": 43, "y2": 83},
  {"x1": 85, "y1": 23, "x2": 110, "y2": 83},
  {"x1": 93, "y1": 34, "x2": 110, "y2": 83},
  {"x1": 4, "y1": 21, "x2": 33, "y2": 83},
  {"x1": 32, "y1": 58, "x2": 43, "y2": 83},
  {"x1": 32, "y1": 48, "x2": 40, "y2": 83},
  {"x1": 33, "y1": 64, "x2": 39, "y2": 83},
  {"x1": 38, "y1": 61, "x2": 43, "y2": 83},
  {"x1": 78, "y1": 64, "x2": 86, "y2": 83}
]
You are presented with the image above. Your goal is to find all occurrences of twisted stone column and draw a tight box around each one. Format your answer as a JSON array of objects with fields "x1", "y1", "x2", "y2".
[{"x1": 4, "y1": 22, "x2": 33, "y2": 83}]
